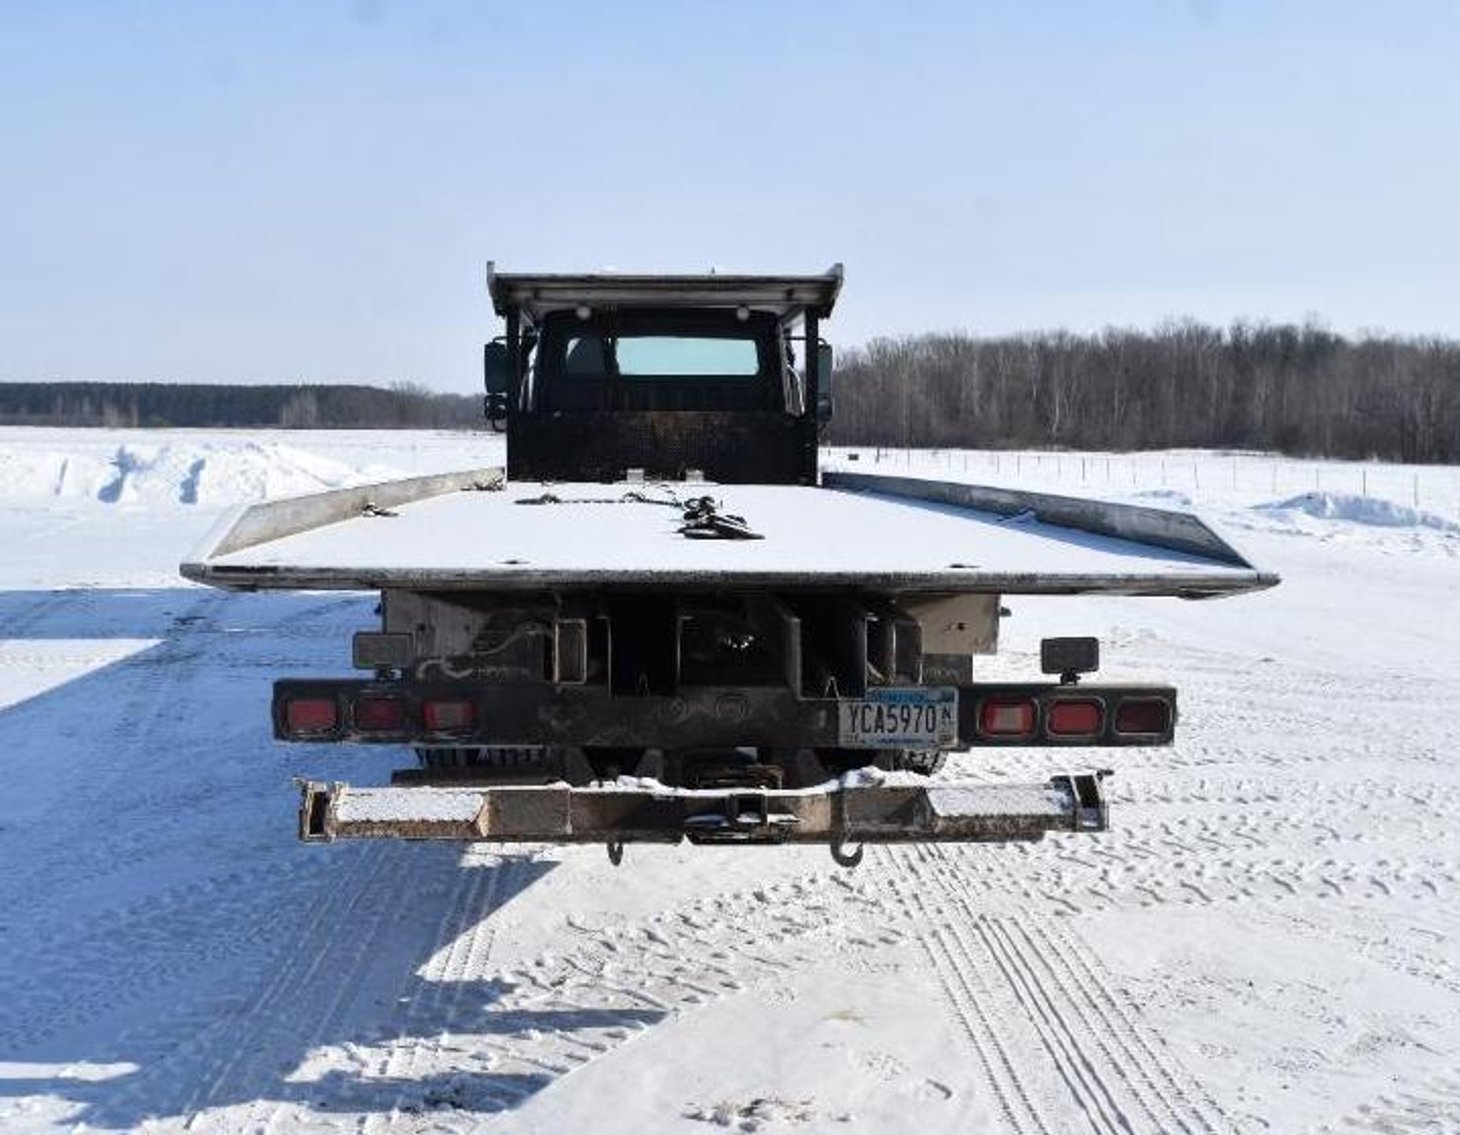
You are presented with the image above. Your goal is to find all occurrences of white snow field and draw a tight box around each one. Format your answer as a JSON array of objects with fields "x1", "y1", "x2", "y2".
[{"x1": 0, "y1": 426, "x2": 1457, "y2": 1134}]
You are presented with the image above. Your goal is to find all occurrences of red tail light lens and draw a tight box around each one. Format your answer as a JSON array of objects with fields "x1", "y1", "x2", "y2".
[
  {"x1": 285, "y1": 697, "x2": 338, "y2": 735},
  {"x1": 980, "y1": 698, "x2": 1037, "y2": 737},
  {"x1": 1115, "y1": 698, "x2": 1171, "y2": 735},
  {"x1": 1048, "y1": 698, "x2": 1104, "y2": 736},
  {"x1": 423, "y1": 699, "x2": 475, "y2": 732},
  {"x1": 354, "y1": 695, "x2": 408, "y2": 732}
]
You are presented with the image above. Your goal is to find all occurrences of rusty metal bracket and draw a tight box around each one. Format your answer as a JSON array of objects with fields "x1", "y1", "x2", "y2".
[{"x1": 296, "y1": 773, "x2": 1111, "y2": 857}]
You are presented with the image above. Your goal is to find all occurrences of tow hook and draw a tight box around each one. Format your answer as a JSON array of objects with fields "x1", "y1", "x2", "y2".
[{"x1": 830, "y1": 840, "x2": 864, "y2": 869}]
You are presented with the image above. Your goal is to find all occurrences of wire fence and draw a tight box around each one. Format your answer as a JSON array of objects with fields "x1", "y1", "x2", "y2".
[{"x1": 824, "y1": 446, "x2": 1460, "y2": 518}]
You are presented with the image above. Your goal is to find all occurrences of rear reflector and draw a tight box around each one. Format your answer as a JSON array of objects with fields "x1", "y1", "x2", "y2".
[
  {"x1": 423, "y1": 699, "x2": 475, "y2": 732},
  {"x1": 285, "y1": 697, "x2": 338, "y2": 735},
  {"x1": 354, "y1": 695, "x2": 408, "y2": 732},
  {"x1": 1048, "y1": 698, "x2": 1104, "y2": 736},
  {"x1": 1115, "y1": 698, "x2": 1172, "y2": 735},
  {"x1": 980, "y1": 698, "x2": 1037, "y2": 737}
]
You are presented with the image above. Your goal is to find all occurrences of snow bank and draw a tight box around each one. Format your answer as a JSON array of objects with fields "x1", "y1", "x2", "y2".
[
  {"x1": 0, "y1": 439, "x2": 393, "y2": 507},
  {"x1": 1258, "y1": 491, "x2": 1460, "y2": 535}
]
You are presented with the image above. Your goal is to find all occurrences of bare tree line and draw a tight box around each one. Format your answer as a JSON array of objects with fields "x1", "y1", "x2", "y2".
[
  {"x1": 5, "y1": 321, "x2": 1457, "y2": 463},
  {"x1": 0, "y1": 382, "x2": 483, "y2": 431},
  {"x1": 828, "y1": 320, "x2": 1460, "y2": 464}
]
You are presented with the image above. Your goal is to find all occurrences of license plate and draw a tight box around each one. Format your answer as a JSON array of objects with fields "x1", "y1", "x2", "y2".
[{"x1": 839, "y1": 688, "x2": 958, "y2": 748}]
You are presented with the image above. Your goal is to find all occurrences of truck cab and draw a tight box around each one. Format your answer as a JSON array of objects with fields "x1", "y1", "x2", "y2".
[{"x1": 483, "y1": 264, "x2": 841, "y2": 485}]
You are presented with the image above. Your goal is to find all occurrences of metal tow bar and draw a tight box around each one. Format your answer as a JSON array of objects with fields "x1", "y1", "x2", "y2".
[{"x1": 297, "y1": 773, "x2": 1110, "y2": 866}]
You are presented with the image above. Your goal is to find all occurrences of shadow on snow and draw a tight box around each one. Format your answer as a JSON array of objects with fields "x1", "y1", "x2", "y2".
[{"x1": 0, "y1": 589, "x2": 639, "y2": 1129}]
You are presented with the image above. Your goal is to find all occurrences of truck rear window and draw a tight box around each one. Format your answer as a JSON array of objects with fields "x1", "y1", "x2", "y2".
[{"x1": 611, "y1": 336, "x2": 760, "y2": 378}]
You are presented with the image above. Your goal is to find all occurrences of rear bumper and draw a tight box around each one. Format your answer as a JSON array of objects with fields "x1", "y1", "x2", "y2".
[{"x1": 298, "y1": 771, "x2": 1110, "y2": 846}]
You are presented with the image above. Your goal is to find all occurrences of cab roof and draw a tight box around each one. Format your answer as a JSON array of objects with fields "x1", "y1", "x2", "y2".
[{"x1": 487, "y1": 263, "x2": 844, "y2": 322}]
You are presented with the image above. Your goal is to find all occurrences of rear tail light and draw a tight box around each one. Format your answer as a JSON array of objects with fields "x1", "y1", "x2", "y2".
[
  {"x1": 354, "y1": 695, "x2": 408, "y2": 732},
  {"x1": 1115, "y1": 697, "x2": 1172, "y2": 736},
  {"x1": 1048, "y1": 698, "x2": 1104, "y2": 736},
  {"x1": 980, "y1": 698, "x2": 1037, "y2": 737},
  {"x1": 423, "y1": 698, "x2": 476, "y2": 732},
  {"x1": 285, "y1": 697, "x2": 338, "y2": 735}
]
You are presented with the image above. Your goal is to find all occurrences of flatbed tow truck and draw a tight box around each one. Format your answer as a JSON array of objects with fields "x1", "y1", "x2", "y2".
[{"x1": 182, "y1": 265, "x2": 1276, "y2": 865}]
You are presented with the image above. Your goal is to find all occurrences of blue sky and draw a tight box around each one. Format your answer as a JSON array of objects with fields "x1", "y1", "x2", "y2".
[{"x1": 2, "y1": 1, "x2": 1457, "y2": 391}]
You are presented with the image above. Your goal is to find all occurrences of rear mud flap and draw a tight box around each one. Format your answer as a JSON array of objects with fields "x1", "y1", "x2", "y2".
[{"x1": 297, "y1": 772, "x2": 1110, "y2": 861}]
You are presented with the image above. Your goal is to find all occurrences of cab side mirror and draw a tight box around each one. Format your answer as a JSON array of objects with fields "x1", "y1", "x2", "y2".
[
  {"x1": 483, "y1": 341, "x2": 512, "y2": 396},
  {"x1": 483, "y1": 341, "x2": 511, "y2": 429},
  {"x1": 815, "y1": 342, "x2": 834, "y2": 423}
]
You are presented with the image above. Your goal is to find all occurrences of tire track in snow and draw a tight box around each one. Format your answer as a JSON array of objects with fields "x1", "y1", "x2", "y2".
[
  {"x1": 0, "y1": 591, "x2": 229, "y2": 919},
  {"x1": 968, "y1": 913, "x2": 1133, "y2": 1134},
  {"x1": 882, "y1": 847, "x2": 1055, "y2": 1135},
  {"x1": 1026, "y1": 916, "x2": 1230, "y2": 1134},
  {"x1": 0, "y1": 590, "x2": 369, "y2": 940},
  {"x1": 982, "y1": 917, "x2": 1227, "y2": 1135},
  {"x1": 358, "y1": 849, "x2": 535, "y2": 1127},
  {"x1": 83, "y1": 845, "x2": 542, "y2": 1135},
  {"x1": 292, "y1": 868, "x2": 907, "y2": 1132},
  {"x1": 181, "y1": 843, "x2": 406, "y2": 1134},
  {"x1": 0, "y1": 594, "x2": 303, "y2": 1055},
  {"x1": 1028, "y1": 847, "x2": 1456, "y2": 920},
  {"x1": 73, "y1": 842, "x2": 398, "y2": 1132},
  {"x1": 883, "y1": 843, "x2": 1235, "y2": 1135}
]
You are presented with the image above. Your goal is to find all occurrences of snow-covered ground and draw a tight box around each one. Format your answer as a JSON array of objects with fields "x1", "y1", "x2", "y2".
[{"x1": 0, "y1": 426, "x2": 1457, "y2": 1134}]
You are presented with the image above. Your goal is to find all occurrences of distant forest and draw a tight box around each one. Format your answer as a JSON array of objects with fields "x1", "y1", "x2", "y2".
[
  {"x1": 4, "y1": 320, "x2": 1457, "y2": 463},
  {"x1": 0, "y1": 381, "x2": 481, "y2": 430},
  {"x1": 829, "y1": 321, "x2": 1459, "y2": 464}
]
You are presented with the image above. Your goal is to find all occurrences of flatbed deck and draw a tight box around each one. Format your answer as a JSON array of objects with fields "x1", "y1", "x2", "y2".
[{"x1": 183, "y1": 469, "x2": 1276, "y2": 598}]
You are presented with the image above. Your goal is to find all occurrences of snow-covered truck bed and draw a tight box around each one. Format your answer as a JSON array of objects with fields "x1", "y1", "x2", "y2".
[{"x1": 182, "y1": 468, "x2": 1274, "y2": 597}]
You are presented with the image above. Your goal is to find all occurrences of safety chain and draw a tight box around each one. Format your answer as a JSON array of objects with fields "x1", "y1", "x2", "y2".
[{"x1": 515, "y1": 488, "x2": 763, "y2": 539}]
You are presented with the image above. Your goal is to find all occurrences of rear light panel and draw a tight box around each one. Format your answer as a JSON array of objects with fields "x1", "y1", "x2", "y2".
[
  {"x1": 274, "y1": 680, "x2": 1175, "y2": 748},
  {"x1": 971, "y1": 686, "x2": 1175, "y2": 745}
]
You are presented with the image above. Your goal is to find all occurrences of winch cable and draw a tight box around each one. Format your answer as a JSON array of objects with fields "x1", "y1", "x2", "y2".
[
  {"x1": 677, "y1": 495, "x2": 763, "y2": 540},
  {"x1": 515, "y1": 488, "x2": 763, "y2": 539}
]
